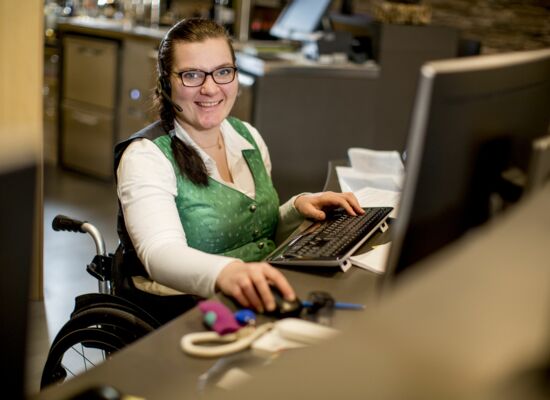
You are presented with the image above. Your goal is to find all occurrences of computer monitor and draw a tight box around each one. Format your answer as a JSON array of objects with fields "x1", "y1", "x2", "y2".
[
  {"x1": 385, "y1": 48, "x2": 550, "y2": 286},
  {"x1": 0, "y1": 161, "x2": 36, "y2": 399},
  {"x1": 270, "y1": 0, "x2": 332, "y2": 42}
]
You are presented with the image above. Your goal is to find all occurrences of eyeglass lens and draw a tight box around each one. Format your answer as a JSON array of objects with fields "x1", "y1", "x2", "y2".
[{"x1": 179, "y1": 67, "x2": 236, "y2": 87}]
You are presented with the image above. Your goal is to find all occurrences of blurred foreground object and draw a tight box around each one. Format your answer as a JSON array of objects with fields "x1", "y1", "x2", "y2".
[{"x1": 214, "y1": 181, "x2": 550, "y2": 399}]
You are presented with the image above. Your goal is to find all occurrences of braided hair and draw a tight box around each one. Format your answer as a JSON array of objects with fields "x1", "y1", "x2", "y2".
[{"x1": 155, "y1": 18, "x2": 236, "y2": 186}]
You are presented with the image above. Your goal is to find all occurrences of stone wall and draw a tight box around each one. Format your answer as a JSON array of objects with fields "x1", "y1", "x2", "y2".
[{"x1": 348, "y1": 0, "x2": 550, "y2": 53}]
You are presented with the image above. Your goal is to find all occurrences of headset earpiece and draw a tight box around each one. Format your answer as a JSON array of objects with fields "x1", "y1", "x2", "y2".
[
  {"x1": 157, "y1": 32, "x2": 183, "y2": 112},
  {"x1": 157, "y1": 75, "x2": 183, "y2": 113},
  {"x1": 159, "y1": 75, "x2": 171, "y2": 93}
]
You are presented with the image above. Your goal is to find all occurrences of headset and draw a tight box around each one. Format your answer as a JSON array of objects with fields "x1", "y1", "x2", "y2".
[{"x1": 157, "y1": 34, "x2": 183, "y2": 112}]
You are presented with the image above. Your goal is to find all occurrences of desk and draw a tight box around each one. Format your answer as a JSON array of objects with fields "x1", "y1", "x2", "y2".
[
  {"x1": 35, "y1": 162, "x2": 388, "y2": 400},
  {"x1": 36, "y1": 268, "x2": 382, "y2": 400},
  {"x1": 37, "y1": 183, "x2": 550, "y2": 400}
]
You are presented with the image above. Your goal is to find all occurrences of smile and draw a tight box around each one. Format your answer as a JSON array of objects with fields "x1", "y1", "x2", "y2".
[{"x1": 196, "y1": 100, "x2": 223, "y2": 108}]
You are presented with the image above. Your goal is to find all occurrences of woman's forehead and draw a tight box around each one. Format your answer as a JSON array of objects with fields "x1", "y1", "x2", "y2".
[{"x1": 172, "y1": 38, "x2": 233, "y2": 69}]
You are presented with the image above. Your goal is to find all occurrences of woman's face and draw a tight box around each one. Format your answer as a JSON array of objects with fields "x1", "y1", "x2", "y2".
[{"x1": 169, "y1": 38, "x2": 238, "y2": 135}]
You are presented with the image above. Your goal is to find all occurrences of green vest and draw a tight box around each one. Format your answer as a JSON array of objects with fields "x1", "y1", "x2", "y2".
[{"x1": 153, "y1": 117, "x2": 279, "y2": 261}]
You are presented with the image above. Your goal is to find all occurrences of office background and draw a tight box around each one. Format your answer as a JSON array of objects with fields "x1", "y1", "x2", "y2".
[{"x1": 1, "y1": 0, "x2": 549, "y2": 397}]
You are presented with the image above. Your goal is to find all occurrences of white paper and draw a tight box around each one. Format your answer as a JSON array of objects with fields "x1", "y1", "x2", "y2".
[
  {"x1": 251, "y1": 326, "x2": 306, "y2": 356},
  {"x1": 337, "y1": 148, "x2": 405, "y2": 194},
  {"x1": 350, "y1": 242, "x2": 392, "y2": 274},
  {"x1": 337, "y1": 166, "x2": 403, "y2": 193},
  {"x1": 215, "y1": 368, "x2": 252, "y2": 391},
  {"x1": 353, "y1": 186, "x2": 400, "y2": 218},
  {"x1": 348, "y1": 147, "x2": 404, "y2": 176},
  {"x1": 336, "y1": 147, "x2": 402, "y2": 274}
]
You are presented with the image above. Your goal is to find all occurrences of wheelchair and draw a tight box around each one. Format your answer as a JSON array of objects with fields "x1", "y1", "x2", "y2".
[{"x1": 40, "y1": 215, "x2": 199, "y2": 389}]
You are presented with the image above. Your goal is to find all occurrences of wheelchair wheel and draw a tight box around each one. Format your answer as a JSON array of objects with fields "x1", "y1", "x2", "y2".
[
  {"x1": 41, "y1": 307, "x2": 156, "y2": 388},
  {"x1": 41, "y1": 327, "x2": 125, "y2": 388},
  {"x1": 52, "y1": 306, "x2": 157, "y2": 346}
]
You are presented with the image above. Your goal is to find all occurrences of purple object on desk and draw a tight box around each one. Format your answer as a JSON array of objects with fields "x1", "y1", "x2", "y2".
[{"x1": 198, "y1": 300, "x2": 241, "y2": 335}]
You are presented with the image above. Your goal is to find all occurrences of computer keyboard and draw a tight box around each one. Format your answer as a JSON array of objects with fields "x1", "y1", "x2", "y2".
[{"x1": 266, "y1": 207, "x2": 393, "y2": 269}]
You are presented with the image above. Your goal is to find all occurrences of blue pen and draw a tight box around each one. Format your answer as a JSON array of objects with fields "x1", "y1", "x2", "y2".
[{"x1": 301, "y1": 300, "x2": 365, "y2": 310}]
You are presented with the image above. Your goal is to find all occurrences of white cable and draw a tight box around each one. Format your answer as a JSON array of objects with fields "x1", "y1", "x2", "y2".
[{"x1": 180, "y1": 323, "x2": 274, "y2": 358}]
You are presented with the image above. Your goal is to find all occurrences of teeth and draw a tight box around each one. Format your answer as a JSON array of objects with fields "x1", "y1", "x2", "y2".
[{"x1": 197, "y1": 100, "x2": 222, "y2": 107}]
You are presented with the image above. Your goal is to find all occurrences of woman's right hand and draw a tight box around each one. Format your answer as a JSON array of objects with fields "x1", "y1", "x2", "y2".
[{"x1": 215, "y1": 261, "x2": 295, "y2": 313}]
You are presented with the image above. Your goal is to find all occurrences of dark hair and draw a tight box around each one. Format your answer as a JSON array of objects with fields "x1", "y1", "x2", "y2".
[{"x1": 155, "y1": 18, "x2": 236, "y2": 186}]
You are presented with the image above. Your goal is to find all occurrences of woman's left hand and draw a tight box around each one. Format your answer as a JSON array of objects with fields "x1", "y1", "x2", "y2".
[{"x1": 294, "y1": 191, "x2": 364, "y2": 220}]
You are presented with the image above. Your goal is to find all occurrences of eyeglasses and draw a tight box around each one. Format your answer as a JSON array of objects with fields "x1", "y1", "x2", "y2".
[{"x1": 173, "y1": 66, "x2": 238, "y2": 87}]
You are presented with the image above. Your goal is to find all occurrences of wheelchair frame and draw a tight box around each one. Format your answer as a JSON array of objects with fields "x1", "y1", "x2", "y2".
[{"x1": 40, "y1": 215, "x2": 195, "y2": 389}]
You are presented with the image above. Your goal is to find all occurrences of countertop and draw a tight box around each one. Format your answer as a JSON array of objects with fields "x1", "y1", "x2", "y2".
[
  {"x1": 56, "y1": 16, "x2": 380, "y2": 77},
  {"x1": 57, "y1": 16, "x2": 168, "y2": 42}
]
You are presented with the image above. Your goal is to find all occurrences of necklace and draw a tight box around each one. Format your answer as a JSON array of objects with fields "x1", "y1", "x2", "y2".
[{"x1": 197, "y1": 134, "x2": 222, "y2": 150}]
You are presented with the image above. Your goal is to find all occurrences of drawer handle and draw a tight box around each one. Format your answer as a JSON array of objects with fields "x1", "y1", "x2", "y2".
[
  {"x1": 72, "y1": 110, "x2": 100, "y2": 126},
  {"x1": 77, "y1": 47, "x2": 105, "y2": 57}
]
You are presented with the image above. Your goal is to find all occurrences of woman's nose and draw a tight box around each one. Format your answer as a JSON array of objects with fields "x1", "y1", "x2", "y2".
[{"x1": 200, "y1": 75, "x2": 219, "y2": 94}]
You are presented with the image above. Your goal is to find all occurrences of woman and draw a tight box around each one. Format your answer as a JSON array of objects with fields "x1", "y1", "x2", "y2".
[{"x1": 115, "y1": 18, "x2": 363, "y2": 313}]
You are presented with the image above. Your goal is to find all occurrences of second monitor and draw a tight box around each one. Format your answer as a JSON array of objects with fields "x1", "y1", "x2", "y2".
[
  {"x1": 269, "y1": 0, "x2": 332, "y2": 42},
  {"x1": 385, "y1": 48, "x2": 550, "y2": 285}
]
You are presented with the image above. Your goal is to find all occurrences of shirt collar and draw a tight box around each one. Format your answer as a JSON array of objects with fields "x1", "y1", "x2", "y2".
[{"x1": 172, "y1": 119, "x2": 254, "y2": 163}]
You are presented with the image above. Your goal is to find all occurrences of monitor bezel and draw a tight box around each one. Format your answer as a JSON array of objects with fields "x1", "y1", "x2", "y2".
[{"x1": 384, "y1": 48, "x2": 550, "y2": 288}]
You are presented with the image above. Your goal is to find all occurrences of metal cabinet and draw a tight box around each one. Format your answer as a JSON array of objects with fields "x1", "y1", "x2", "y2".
[
  {"x1": 60, "y1": 35, "x2": 119, "y2": 179},
  {"x1": 117, "y1": 39, "x2": 158, "y2": 142},
  {"x1": 62, "y1": 100, "x2": 115, "y2": 179}
]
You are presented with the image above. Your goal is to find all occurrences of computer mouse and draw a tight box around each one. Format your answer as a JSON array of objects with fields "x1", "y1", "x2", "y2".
[{"x1": 265, "y1": 285, "x2": 303, "y2": 319}]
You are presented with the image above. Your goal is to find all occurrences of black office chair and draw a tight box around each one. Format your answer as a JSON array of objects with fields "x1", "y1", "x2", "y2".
[{"x1": 40, "y1": 215, "x2": 199, "y2": 389}]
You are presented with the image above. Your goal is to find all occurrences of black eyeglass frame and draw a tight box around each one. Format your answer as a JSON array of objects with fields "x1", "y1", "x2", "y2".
[{"x1": 173, "y1": 66, "x2": 239, "y2": 87}]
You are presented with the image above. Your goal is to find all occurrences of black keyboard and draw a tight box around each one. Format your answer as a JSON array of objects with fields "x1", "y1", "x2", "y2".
[{"x1": 266, "y1": 207, "x2": 393, "y2": 269}]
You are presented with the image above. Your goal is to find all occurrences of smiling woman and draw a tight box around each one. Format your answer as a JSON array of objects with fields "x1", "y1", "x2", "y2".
[
  {"x1": 114, "y1": 18, "x2": 364, "y2": 315},
  {"x1": 170, "y1": 37, "x2": 239, "y2": 143}
]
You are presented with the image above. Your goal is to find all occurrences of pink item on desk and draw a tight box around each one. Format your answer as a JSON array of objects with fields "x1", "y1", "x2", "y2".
[{"x1": 198, "y1": 300, "x2": 241, "y2": 335}]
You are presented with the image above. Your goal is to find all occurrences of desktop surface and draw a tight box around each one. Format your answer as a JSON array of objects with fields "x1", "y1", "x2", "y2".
[
  {"x1": 35, "y1": 264, "x2": 382, "y2": 400},
  {"x1": 35, "y1": 181, "x2": 550, "y2": 400},
  {"x1": 35, "y1": 162, "x2": 386, "y2": 400},
  {"x1": 212, "y1": 182, "x2": 550, "y2": 400}
]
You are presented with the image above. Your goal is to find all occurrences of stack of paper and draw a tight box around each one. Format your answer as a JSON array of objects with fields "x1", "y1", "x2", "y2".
[
  {"x1": 337, "y1": 148, "x2": 404, "y2": 192},
  {"x1": 336, "y1": 148, "x2": 404, "y2": 273},
  {"x1": 349, "y1": 242, "x2": 392, "y2": 274}
]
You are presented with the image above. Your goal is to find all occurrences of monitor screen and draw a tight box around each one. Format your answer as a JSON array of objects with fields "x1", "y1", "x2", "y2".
[
  {"x1": 270, "y1": 0, "x2": 332, "y2": 41},
  {"x1": 385, "y1": 48, "x2": 550, "y2": 285}
]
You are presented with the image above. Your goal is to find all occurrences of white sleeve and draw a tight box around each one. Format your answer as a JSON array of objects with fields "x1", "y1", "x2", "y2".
[{"x1": 116, "y1": 139, "x2": 238, "y2": 298}]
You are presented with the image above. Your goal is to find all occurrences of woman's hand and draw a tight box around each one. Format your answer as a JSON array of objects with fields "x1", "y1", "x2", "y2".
[
  {"x1": 294, "y1": 191, "x2": 364, "y2": 220},
  {"x1": 215, "y1": 261, "x2": 295, "y2": 313}
]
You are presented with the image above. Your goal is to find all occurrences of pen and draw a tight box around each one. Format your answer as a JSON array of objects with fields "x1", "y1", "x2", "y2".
[{"x1": 301, "y1": 300, "x2": 365, "y2": 310}]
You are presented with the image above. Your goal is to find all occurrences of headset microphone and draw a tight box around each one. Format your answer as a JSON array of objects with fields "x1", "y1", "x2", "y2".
[
  {"x1": 162, "y1": 90, "x2": 183, "y2": 113},
  {"x1": 157, "y1": 79, "x2": 183, "y2": 112}
]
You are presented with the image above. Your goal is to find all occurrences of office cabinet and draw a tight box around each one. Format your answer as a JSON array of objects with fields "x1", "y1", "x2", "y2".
[
  {"x1": 61, "y1": 100, "x2": 115, "y2": 179},
  {"x1": 60, "y1": 35, "x2": 119, "y2": 179},
  {"x1": 63, "y1": 36, "x2": 118, "y2": 108},
  {"x1": 117, "y1": 39, "x2": 158, "y2": 142}
]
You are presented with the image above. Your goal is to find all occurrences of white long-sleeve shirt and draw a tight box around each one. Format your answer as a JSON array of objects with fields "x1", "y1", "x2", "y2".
[{"x1": 117, "y1": 119, "x2": 303, "y2": 298}]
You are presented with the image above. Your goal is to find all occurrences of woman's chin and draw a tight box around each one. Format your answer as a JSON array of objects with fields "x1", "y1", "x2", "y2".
[{"x1": 197, "y1": 115, "x2": 225, "y2": 130}]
